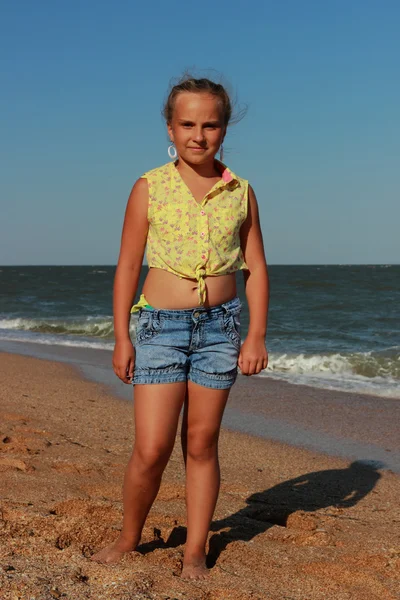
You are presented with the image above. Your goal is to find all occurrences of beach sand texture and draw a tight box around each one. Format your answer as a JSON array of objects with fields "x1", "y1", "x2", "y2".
[{"x1": 0, "y1": 353, "x2": 399, "y2": 600}]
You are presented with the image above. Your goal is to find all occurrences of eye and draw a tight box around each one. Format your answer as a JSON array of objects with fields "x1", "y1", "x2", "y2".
[
  {"x1": 181, "y1": 122, "x2": 193, "y2": 128},
  {"x1": 204, "y1": 122, "x2": 221, "y2": 130}
]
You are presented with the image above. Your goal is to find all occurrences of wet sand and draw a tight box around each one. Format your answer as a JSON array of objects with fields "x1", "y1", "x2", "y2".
[
  {"x1": 0, "y1": 352, "x2": 399, "y2": 599},
  {"x1": 1, "y1": 339, "x2": 399, "y2": 472}
]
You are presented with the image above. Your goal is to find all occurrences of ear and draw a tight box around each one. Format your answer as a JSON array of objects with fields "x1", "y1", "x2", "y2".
[{"x1": 167, "y1": 122, "x2": 174, "y2": 143}]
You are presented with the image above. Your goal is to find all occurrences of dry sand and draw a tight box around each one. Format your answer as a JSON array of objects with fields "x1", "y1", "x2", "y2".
[{"x1": 0, "y1": 353, "x2": 399, "y2": 600}]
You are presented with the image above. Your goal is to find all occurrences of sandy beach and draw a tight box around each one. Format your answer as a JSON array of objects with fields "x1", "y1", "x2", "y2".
[{"x1": 1, "y1": 352, "x2": 399, "y2": 600}]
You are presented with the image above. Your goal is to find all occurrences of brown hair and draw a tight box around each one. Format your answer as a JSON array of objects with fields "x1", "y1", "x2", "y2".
[{"x1": 163, "y1": 73, "x2": 246, "y2": 127}]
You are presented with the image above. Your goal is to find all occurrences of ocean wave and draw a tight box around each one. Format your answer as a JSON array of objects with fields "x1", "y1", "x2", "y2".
[
  {"x1": 0, "y1": 316, "x2": 118, "y2": 338},
  {"x1": 259, "y1": 350, "x2": 400, "y2": 398},
  {"x1": 0, "y1": 320, "x2": 399, "y2": 398},
  {"x1": 0, "y1": 331, "x2": 114, "y2": 351},
  {"x1": 0, "y1": 318, "x2": 398, "y2": 381},
  {"x1": 267, "y1": 349, "x2": 400, "y2": 379}
]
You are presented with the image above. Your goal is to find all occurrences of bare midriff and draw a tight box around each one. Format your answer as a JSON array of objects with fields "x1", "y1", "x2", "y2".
[{"x1": 142, "y1": 268, "x2": 237, "y2": 309}]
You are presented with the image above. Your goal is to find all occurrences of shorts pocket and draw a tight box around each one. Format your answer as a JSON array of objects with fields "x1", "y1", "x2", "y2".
[
  {"x1": 135, "y1": 311, "x2": 163, "y2": 345},
  {"x1": 219, "y1": 311, "x2": 241, "y2": 351}
]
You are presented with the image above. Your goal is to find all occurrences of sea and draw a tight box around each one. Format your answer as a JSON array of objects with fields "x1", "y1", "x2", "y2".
[{"x1": 0, "y1": 265, "x2": 399, "y2": 399}]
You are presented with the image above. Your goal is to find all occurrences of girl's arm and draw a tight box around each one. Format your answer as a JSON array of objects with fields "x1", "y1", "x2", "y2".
[
  {"x1": 113, "y1": 178, "x2": 149, "y2": 382},
  {"x1": 239, "y1": 184, "x2": 270, "y2": 375}
]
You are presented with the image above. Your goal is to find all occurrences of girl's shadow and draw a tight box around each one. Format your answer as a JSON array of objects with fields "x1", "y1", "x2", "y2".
[
  {"x1": 137, "y1": 460, "x2": 383, "y2": 566},
  {"x1": 206, "y1": 460, "x2": 382, "y2": 567}
]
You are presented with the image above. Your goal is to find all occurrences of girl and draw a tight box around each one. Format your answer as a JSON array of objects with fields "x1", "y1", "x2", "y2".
[{"x1": 91, "y1": 76, "x2": 269, "y2": 579}]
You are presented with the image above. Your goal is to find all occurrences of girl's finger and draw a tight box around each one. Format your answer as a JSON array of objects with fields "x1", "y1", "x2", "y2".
[
  {"x1": 116, "y1": 366, "x2": 129, "y2": 383},
  {"x1": 240, "y1": 357, "x2": 250, "y2": 375},
  {"x1": 128, "y1": 360, "x2": 134, "y2": 380},
  {"x1": 247, "y1": 360, "x2": 257, "y2": 376},
  {"x1": 255, "y1": 360, "x2": 264, "y2": 374},
  {"x1": 122, "y1": 373, "x2": 131, "y2": 384}
]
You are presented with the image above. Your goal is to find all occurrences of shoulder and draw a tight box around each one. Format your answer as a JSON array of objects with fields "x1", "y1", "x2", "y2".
[
  {"x1": 248, "y1": 183, "x2": 256, "y2": 197},
  {"x1": 126, "y1": 177, "x2": 149, "y2": 212},
  {"x1": 228, "y1": 169, "x2": 257, "y2": 221},
  {"x1": 241, "y1": 182, "x2": 260, "y2": 223},
  {"x1": 235, "y1": 173, "x2": 249, "y2": 190},
  {"x1": 130, "y1": 177, "x2": 149, "y2": 194},
  {"x1": 245, "y1": 181, "x2": 259, "y2": 204}
]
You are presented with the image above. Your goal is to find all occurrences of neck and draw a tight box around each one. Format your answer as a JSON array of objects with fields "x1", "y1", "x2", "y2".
[{"x1": 175, "y1": 156, "x2": 221, "y2": 179}]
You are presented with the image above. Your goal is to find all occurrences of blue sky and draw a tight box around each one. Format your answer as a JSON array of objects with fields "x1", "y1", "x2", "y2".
[{"x1": 1, "y1": 0, "x2": 399, "y2": 265}]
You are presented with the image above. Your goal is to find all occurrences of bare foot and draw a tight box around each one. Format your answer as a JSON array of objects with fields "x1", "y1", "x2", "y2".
[
  {"x1": 90, "y1": 536, "x2": 139, "y2": 565},
  {"x1": 181, "y1": 553, "x2": 209, "y2": 580}
]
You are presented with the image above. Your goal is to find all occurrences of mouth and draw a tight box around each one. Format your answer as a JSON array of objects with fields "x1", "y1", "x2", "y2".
[{"x1": 188, "y1": 147, "x2": 207, "y2": 152}]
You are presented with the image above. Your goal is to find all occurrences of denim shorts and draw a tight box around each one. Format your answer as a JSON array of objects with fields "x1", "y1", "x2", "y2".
[{"x1": 132, "y1": 296, "x2": 242, "y2": 389}]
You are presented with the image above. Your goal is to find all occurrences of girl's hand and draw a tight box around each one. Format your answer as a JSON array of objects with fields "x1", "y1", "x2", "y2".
[
  {"x1": 238, "y1": 336, "x2": 268, "y2": 376},
  {"x1": 113, "y1": 339, "x2": 135, "y2": 384}
]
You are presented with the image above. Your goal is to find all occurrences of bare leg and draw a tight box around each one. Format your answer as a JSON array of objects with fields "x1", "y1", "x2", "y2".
[
  {"x1": 91, "y1": 382, "x2": 186, "y2": 564},
  {"x1": 180, "y1": 381, "x2": 230, "y2": 579}
]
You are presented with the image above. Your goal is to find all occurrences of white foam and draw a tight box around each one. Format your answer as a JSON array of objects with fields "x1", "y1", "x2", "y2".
[
  {"x1": 0, "y1": 326, "x2": 398, "y2": 399},
  {"x1": 269, "y1": 352, "x2": 352, "y2": 375},
  {"x1": 0, "y1": 331, "x2": 114, "y2": 351},
  {"x1": 0, "y1": 316, "x2": 116, "y2": 337},
  {"x1": 256, "y1": 352, "x2": 400, "y2": 399}
]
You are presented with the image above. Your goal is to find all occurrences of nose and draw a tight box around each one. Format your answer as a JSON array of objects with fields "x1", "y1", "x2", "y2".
[{"x1": 192, "y1": 127, "x2": 205, "y2": 144}]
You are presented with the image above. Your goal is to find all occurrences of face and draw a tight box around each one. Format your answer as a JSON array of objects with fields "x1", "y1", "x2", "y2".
[{"x1": 167, "y1": 92, "x2": 226, "y2": 165}]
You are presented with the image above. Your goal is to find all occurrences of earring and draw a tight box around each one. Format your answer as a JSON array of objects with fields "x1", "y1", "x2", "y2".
[
  {"x1": 168, "y1": 143, "x2": 177, "y2": 159},
  {"x1": 220, "y1": 144, "x2": 224, "y2": 162}
]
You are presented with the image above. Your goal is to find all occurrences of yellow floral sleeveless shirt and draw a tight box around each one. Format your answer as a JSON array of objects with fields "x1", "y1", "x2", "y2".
[{"x1": 131, "y1": 160, "x2": 249, "y2": 311}]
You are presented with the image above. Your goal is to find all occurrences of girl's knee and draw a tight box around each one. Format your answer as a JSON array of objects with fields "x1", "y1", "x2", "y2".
[
  {"x1": 186, "y1": 428, "x2": 218, "y2": 462},
  {"x1": 132, "y1": 443, "x2": 172, "y2": 473}
]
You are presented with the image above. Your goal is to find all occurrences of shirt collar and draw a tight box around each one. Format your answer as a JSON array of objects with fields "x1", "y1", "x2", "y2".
[
  {"x1": 170, "y1": 159, "x2": 238, "y2": 186},
  {"x1": 214, "y1": 160, "x2": 238, "y2": 184}
]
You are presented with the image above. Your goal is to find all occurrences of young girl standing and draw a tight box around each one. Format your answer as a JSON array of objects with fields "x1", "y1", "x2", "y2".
[{"x1": 92, "y1": 76, "x2": 269, "y2": 579}]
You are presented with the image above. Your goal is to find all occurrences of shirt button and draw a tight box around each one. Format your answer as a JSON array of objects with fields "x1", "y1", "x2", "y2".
[
  {"x1": 201, "y1": 254, "x2": 206, "y2": 260},
  {"x1": 201, "y1": 232, "x2": 205, "y2": 237},
  {"x1": 200, "y1": 210, "x2": 205, "y2": 216}
]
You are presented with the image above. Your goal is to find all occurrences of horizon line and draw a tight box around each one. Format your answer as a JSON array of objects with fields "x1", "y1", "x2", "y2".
[{"x1": 1, "y1": 263, "x2": 398, "y2": 268}]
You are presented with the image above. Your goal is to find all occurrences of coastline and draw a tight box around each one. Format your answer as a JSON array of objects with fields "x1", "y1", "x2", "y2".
[
  {"x1": 1, "y1": 339, "x2": 399, "y2": 473},
  {"x1": 0, "y1": 352, "x2": 399, "y2": 599}
]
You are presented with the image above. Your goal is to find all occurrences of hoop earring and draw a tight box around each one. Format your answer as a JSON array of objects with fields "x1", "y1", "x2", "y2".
[
  {"x1": 168, "y1": 143, "x2": 177, "y2": 159},
  {"x1": 220, "y1": 144, "x2": 224, "y2": 162}
]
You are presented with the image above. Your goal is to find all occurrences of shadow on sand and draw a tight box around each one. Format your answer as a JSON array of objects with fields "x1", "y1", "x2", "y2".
[{"x1": 137, "y1": 460, "x2": 383, "y2": 568}]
